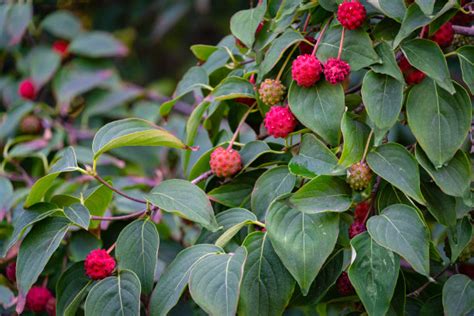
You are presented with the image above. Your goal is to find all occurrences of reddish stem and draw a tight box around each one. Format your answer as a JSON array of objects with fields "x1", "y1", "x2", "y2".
[
  {"x1": 227, "y1": 103, "x2": 255, "y2": 150},
  {"x1": 312, "y1": 17, "x2": 333, "y2": 56},
  {"x1": 302, "y1": 14, "x2": 311, "y2": 32},
  {"x1": 337, "y1": 27, "x2": 345, "y2": 59},
  {"x1": 107, "y1": 243, "x2": 116, "y2": 254},
  {"x1": 91, "y1": 210, "x2": 147, "y2": 221}
]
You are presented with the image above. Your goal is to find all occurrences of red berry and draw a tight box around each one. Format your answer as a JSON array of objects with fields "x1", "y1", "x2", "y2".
[
  {"x1": 398, "y1": 55, "x2": 426, "y2": 85},
  {"x1": 5, "y1": 262, "x2": 16, "y2": 283},
  {"x1": 18, "y1": 79, "x2": 37, "y2": 100},
  {"x1": 299, "y1": 36, "x2": 316, "y2": 55},
  {"x1": 430, "y1": 22, "x2": 454, "y2": 47},
  {"x1": 324, "y1": 58, "x2": 351, "y2": 85},
  {"x1": 84, "y1": 249, "x2": 116, "y2": 280},
  {"x1": 354, "y1": 201, "x2": 370, "y2": 222},
  {"x1": 291, "y1": 54, "x2": 323, "y2": 87},
  {"x1": 264, "y1": 105, "x2": 297, "y2": 138},
  {"x1": 337, "y1": 1, "x2": 366, "y2": 30},
  {"x1": 336, "y1": 272, "x2": 355, "y2": 296},
  {"x1": 210, "y1": 147, "x2": 242, "y2": 178},
  {"x1": 26, "y1": 286, "x2": 53, "y2": 313},
  {"x1": 52, "y1": 40, "x2": 69, "y2": 57},
  {"x1": 349, "y1": 220, "x2": 367, "y2": 238}
]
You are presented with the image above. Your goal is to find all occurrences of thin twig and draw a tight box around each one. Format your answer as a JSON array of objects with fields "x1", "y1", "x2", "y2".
[
  {"x1": 337, "y1": 27, "x2": 345, "y2": 59},
  {"x1": 93, "y1": 174, "x2": 147, "y2": 204},
  {"x1": 191, "y1": 170, "x2": 213, "y2": 185},
  {"x1": 452, "y1": 25, "x2": 474, "y2": 36},
  {"x1": 362, "y1": 130, "x2": 374, "y2": 162},
  {"x1": 312, "y1": 17, "x2": 333, "y2": 55},
  {"x1": 276, "y1": 44, "x2": 298, "y2": 81},
  {"x1": 91, "y1": 210, "x2": 147, "y2": 221},
  {"x1": 407, "y1": 265, "x2": 451, "y2": 298},
  {"x1": 227, "y1": 104, "x2": 256, "y2": 150}
]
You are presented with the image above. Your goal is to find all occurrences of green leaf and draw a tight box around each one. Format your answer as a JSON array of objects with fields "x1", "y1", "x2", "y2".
[
  {"x1": 189, "y1": 247, "x2": 247, "y2": 316},
  {"x1": 239, "y1": 232, "x2": 295, "y2": 316},
  {"x1": 92, "y1": 118, "x2": 187, "y2": 160},
  {"x1": 250, "y1": 166, "x2": 296, "y2": 220},
  {"x1": 367, "y1": 204, "x2": 430, "y2": 276},
  {"x1": 288, "y1": 80, "x2": 344, "y2": 146},
  {"x1": 150, "y1": 244, "x2": 221, "y2": 316},
  {"x1": 0, "y1": 177, "x2": 13, "y2": 211},
  {"x1": 1, "y1": 203, "x2": 61, "y2": 257},
  {"x1": 447, "y1": 217, "x2": 472, "y2": 263},
  {"x1": 64, "y1": 203, "x2": 90, "y2": 230},
  {"x1": 239, "y1": 141, "x2": 281, "y2": 169},
  {"x1": 371, "y1": 42, "x2": 405, "y2": 82},
  {"x1": 362, "y1": 71, "x2": 404, "y2": 133},
  {"x1": 348, "y1": 232, "x2": 400, "y2": 316},
  {"x1": 0, "y1": 102, "x2": 34, "y2": 139},
  {"x1": 316, "y1": 24, "x2": 380, "y2": 71},
  {"x1": 25, "y1": 147, "x2": 80, "y2": 207},
  {"x1": 28, "y1": 47, "x2": 61, "y2": 86},
  {"x1": 267, "y1": 195, "x2": 339, "y2": 295},
  {"x1": 230, "y1": 0, "x2": 266, "y2": 48},
  {"x1": 116, "y1": 219, "x2": 159, "y2": 294},
  {"x1": 84, "y1": 183, "x2": 113, "y2": 229},
  {"x1": 338, "y1": 113, "x2": 371, "y2": 167},
  {"x1": 442, "y1": 274, "x2": 474, "y2": 316},
  {"x1": 184, "y1": 100, "x2": 210, "y2": 170},
  {"x1": 190, "y1": 44, "x2": 218, "y2": 61},
  {"x1": 367, "y1": 143, "x2": 425, "y2": 204},
  {"x1": 84, "y1": 270, "x2": 141, "y2": 316},
  {"x1": 415, "y1": 0, "x2": 436, "y2": 16},
  {"x1": 160, "y1": 66, "x2": 209, "y2": 116},
  {"x1": 457, "y1": 46, "x2": 474, "y2": 94},
  {"x1": 212, "y1": 77, "x2": 255, "y2": 101},
  {"x1": 407, "y1": 80, "x2": 471, "y2": 168},
  {"x1": 147, "y1": 179, "x2": 218, "y2": 231},
  {"x1": 68, "y1": 231, "x2": 102, "y2": 262},
  {"x1": 17, "y1": 217, "x2": 70, "y2": 295},
  {"x1": 415, "y1": 148, "x2": 470, "y2": 198},
  {"x1": 369, "y1": 0, "x2": 406, "y2": 21},
  {"x1": 288, "y1": 133, "x2": 343, "y2": 178},
  {"x1": 290, "y1": 176, "x2": 352, "y2": 214},
  {"x1": 0, "y1": 4, "x2": 32, "y2": 48},
  {"x1": 401, "y1": 39, "x2": 454, "y2": 93},
  {"x1": 69, "y1": 31, "x2": 128, "y2": 57},
  {"x1": 421, "y1": 181, "x2": 457, "y2": 227},
  {"x1": 259, "y1": 29, "x2": 303, "y2": 76},
  {"x1": 41, "y1": 10, "x2": 82, "y2": 39},
  {"x1": 57, "y1": 261, "x2": 92, "y2": 316}
]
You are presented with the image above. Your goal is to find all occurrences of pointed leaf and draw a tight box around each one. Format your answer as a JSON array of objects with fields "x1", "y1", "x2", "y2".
[
  {"x1": 367, "y1": 204, "x2": 430, "y2": 276},
  {"x1": 212, "y1": 77, "x2": 255, "y2": 101},
  {"x1": 457, "y1": 46, "x2": 474, "y2": 94},
  {"x1": 442, "y1": 274, "x2": 474, "y2": 316},
  {"x1": 447, "y1": 217, "x2": 472, "y2": 263},
  {"x1": 266, "y1": 195, "x2": 339, "y2": 295},
  {"x1": 259, "y1": 29, "x2": 303, "y2": 76},
  {"x1": 41, "y1": 10, "x2": 83, "y2": 39},
  {"x1": 338, "y1": 112, "x2": 371, "y2": 167},
  {"x1": 69, "y1": 31, "x2": 128, "y2": 57},
  {"x1": 64, "y1": 203, "x2": 90, "y2": 230},
  {"x1": 416, "y1": 0, "x2": 436, "y2": 16},
  {"x1": 28, "y1": 47, "x2": 61, "y2": 86},
  {"x1": 230, "y1": 1, "x2": 266, "y2": 48},
  {"x1": 57, "y1": 261, "x2": 92, "y2": 316},
  {"x1": 371, "y1": 42, "x2": 405, "y2": 82},
  {"x1": 421, "y1": 181, "x2": 457, "y2": 227}
]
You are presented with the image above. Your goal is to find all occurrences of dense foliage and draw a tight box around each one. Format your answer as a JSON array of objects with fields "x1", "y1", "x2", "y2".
[{"x1": 0, "y1": 0, "x2": 473, "y2": 315}]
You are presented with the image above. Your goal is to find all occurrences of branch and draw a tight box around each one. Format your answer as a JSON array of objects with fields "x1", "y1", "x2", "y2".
[
  {"x1": 407, "y1": 265, "x2": 451, "y2": 298},
  {"x1": 90, "y1": 210, "x2": 147, "y2": 221},
  {"x1": 191, "y1": 170, "x2": 213, "y2": 185},
  {"x1": 93, "y1": 174, "x2": 148, "y2": 204},
  {"x1": 452, "y1": 25, "x2": 474, "y2": 36}
]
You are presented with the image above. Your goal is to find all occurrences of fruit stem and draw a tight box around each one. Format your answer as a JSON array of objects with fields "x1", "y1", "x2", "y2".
[
  {"x1": 276, "y1": 44, "x2": 298, "y2": 81},
  {"x1": 302, "y1": 13, "x2": 311, "y2": 32},
  {"x1": 191, "y1": 170, "x2": 214, "y2": 184},
  {"x1": 407, "y1": 264, "x2": 451, "y2": 297},
  {"x1": 337, "y1": 27, "x2": 345, "y2": 59},
  {"x1": 227, "y1": 103, "x2": 256, "y2": 150},
  {"x1": 361, "y1": 129, "x2": 373, "y2": 162},
  {"x1": 312, "y1": 17, "x2": 333, "y2": 56},
  {"x1": 91, "y1": 210, "x2": 147, "y2": 221},
  {"x1": 107, "y1": 243, "x2": 116, "y2": 254},
  {"x1": 92, "y1": 173, "x2": 148, "y2": 204}
]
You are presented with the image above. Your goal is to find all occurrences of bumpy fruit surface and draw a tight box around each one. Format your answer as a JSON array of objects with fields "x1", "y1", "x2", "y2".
[
  {"x1": 264, "y1": 106, "x2": 297, "y2": 138},
  {"x1": 349, "y1": 221, "x2": 367, "y2": 239},
  {"x1": 398, "y1": 55, "x2": 425, "y2": 85},
  {"x1": 210, "y1": 147, "x2": 242, "y2": 178},
  {"x1": 430, "y1": 22, "x2": 454, "y2": 47},
  {"x1": 337, "y1": 1, "x2": 366, "y2": 30},
  {"x1": 52, "y1": 40, "x2": 69, "y2": 57},
  {"x1": 299, "y1": 35, "x2": 316, "y2": 55},
  {"x1": 26, "y1": 286, "x2": 53, "y2": 313},
  {"x1": 354, "y1": 201, "x2": 370, "y2": 221},
  {"x1": 20, "y1": 115, "x2": 42, "y2": 134},
  {"x1": 347, "y1": 162, "x2": 372, "y2": 190},
  {"x1": 324, "y1": 58, "x2": 351, "y2": 85},
  {"x1": 18, "y1": 79, "x2": 37, "y2": 100},
  {"x1": 291, "y1": 54, "x2": 323, "y2": 87},
  {"x1": 84, "y1": 249, "x2": 116, "y2": 280},
  {"x1": 452, "y1": 34, "x2": 474, "y2": 49},
  {"x1": 5, "y1": 262, "x2": 16, "y2": 283},
  {"x1": 258, "y1": 79, "x2": 286, "y2": 106},
  {"x1": 336, "y1": 272, "x2": 355, "y2": 296}
]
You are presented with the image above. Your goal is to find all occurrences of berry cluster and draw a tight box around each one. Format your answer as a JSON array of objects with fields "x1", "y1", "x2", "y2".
[
  {"x1": 291, "y1": 54, "x2": 323, "y2": 87},
  {"x1": 337, "y1": 1, "x2": 367, "y2": 30},
  {"x1": 258, "y1": 79, "x2": 286, "y2": 106},
  {"x1": 210, "y1": 147, "x2": 242, "y2": 178},
  {"x1": 26, "y1": 286, "x2": 55, "y2": 315},
  {"x1": 264, "y1": 105, "x2": 297, "y2": 138},
  {"x1": 84, "y1": 249, "x2": 116, "y2": 280},
  {"x1": 347, "y1": 162, "x2": 372, "y2": 191}
]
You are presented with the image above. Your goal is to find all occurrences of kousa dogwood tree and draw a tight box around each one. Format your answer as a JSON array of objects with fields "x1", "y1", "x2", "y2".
[{"x1": 0, "y1": 0, "x2": 473, "y2": 315}]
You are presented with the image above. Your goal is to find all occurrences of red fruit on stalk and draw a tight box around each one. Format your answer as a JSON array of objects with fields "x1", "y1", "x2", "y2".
[
  {"x1": 26, "y1": 286, "x2": 53, "y2": 313},
  {"x1": 337, "y1": 0, "x2": 367, "y2": 30},
  {"x1": 52, "y1": 40, "x2": 69, "y2": 57},
  {"x1": 84, "y1": 249, "x2": 116, "y2": 280},
  {"x1": 354, "y1": 201, "x2": 370, "y2": 222},
  {"x1": 291, "y1": 54, "x2": 323, "y2": 87},
  {"x1": 398, "y1": 55, "x2": 426, "y2": 85},
  {"x1": 324, "y1": 58, "x2": 351, "y2": 85},
  {"x1": 430, "y1": 22, "x2": 454, "y2": 47},
  {"x1": 264, "y1": 105, "x2": 297, "y2": 138},
  {"x1": 210, "y1": 147, "x2": 242, "y2": 178},
  {"x1": 18, "y1": 79, "x2": 37, "y2": 100}
]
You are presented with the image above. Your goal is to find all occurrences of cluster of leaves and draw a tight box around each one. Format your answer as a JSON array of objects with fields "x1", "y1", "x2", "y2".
[{"x1": 0, "y1": 0, "x2": 473, "y2": 316}]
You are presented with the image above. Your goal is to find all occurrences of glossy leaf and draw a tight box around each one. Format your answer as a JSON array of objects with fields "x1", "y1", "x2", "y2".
[
  {"x1": 407, "y1": 80, "x2": 471, "y2": 168},
  {"x1": 259, "y1": 29, "x2": 303, "y2": 75},
  {"x1": 64, "y1": 203, "x2": 90, "y2": 230},
  {"x1": 116, "y1": 219, "x2": 159, "y2": 294},
  {"x1": 367, "y1": 143, "x2": 425, "y2": 204},
  {"x1": 266, "y1": 195, "x2": 339, "y2": 295},
  {"x1": 371, "y1": 42, "x2": 404, "y2": 82},
  {"x1": 416, "y1": 0, "x2": 435, "y2": 16},
  {"x1": 230, "y1": 0, "x2": 266, "y2": 48},
  {"x1": 367, "y1": 204, "x2": 430, "y2": 276},
  {"x1": 338, "y1": 112, "x2": 371, "y2": 167},
  {"x1": 84, "y1": 183, "x2": 113, "y2": 229},
  {"x1": 288, "y1": 80, "x2": 344, "y2": 146},
  {"x1": 442, "y1": 274, "x2": 474, "y2": 316},
  {"x1": 212, "y1": 76, "x2": 255, "y2": 101},
  {"x1": 56, "y1": 261, "x2": 92, "y2": 316},
  {"x1": 239, "y1": 232, "x2": 295, "y2": 316},
  {"x1": 189, "y1": 247, "x2": 247, "y2": 316},
  {"x1": 457, "y1": 46, "x2": 474, "y2": 94},
  {"x1": 369, "y1": 0, "x2": 406, "y2": 21},
  {"x1": 447, "y1": 217, "x2": 472, "y2": 263}
]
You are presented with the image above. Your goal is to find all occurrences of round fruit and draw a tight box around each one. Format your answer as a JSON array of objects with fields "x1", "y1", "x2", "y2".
[
  {"x1": 354, "y1": 201, "x2": 370, "y2": 221},
  {"x1": 347, "y1": 162, "x2": 372, "y2": 190},
  {"x1": 336, "y1": 272, "x2": 355, "y2": 296},
  {"x1": 291, "y1": 54, "x2": 323, "y2": 87},
  {"x1": 26, "y1": 286, "x2": 53, "y2": 313},
  {"x1": 84, "y1": 249, "x2": 116, "y2": 280},
  {"x1": 52, "y1": 40, "x2": 69, "y2": 57},
  {"x1": 324, "y1": 58, "x2": 351, "y2": 85},
  {"x1": 349, "y1": 220, "x2": 367, "y2": 239},
  {"x1": 258, "y1": 79, "x2": 286, "y2": 106},
  {"x1": 209, "y1": 147, "x2": 242, "y2": 178},
  {"x1": 337, "y1": 0, "x2": 367, "y2": 30},
  {"x1": 20, "y1": 115, "x2": 42, "y2": 134},
  {"x1": 430, "y1": 22, "x2": 454, "y2": 47},
  {"x1": 264, "y1": 105, "x2": 297, "y2": 138},
  {"x1": 18, "y1": 79, "x2": 37, "y2": 100}
]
